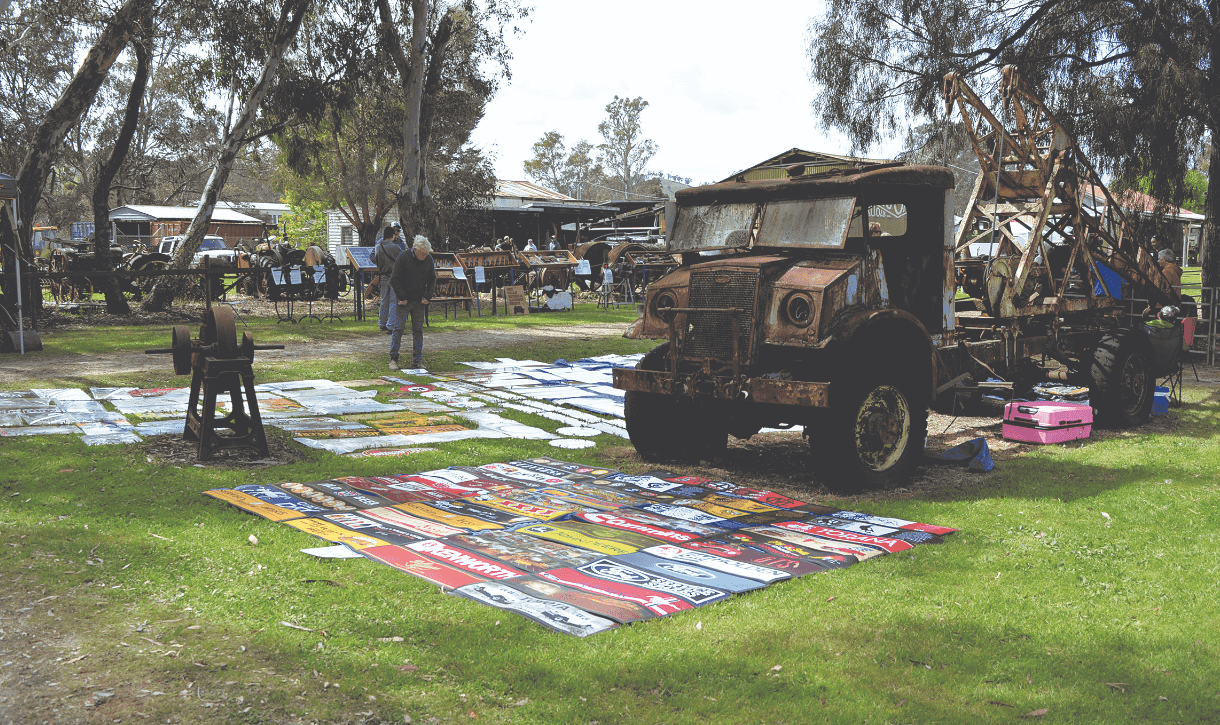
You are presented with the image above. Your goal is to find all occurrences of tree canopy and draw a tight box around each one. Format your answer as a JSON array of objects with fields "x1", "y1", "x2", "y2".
[{"x1": 807, "y1": 0, "x2": 1218, "y2": 281}]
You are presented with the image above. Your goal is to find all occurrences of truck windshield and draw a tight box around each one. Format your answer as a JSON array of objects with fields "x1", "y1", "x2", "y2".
[
  {"x1": 670, "y1": 197, "x2": 859, "y2": 251},
  {"x1": 755, "y1": 197, "x2": 856, "y2": 249},
  {"x1": 199, "y1": 239, "x2": 226, "y2": 251},
  {"x1": 669, "y1": 203, "x2": 757, "y2": 252}
]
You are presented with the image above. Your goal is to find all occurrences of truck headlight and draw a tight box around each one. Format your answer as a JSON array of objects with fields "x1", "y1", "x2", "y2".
[
  {"x1": 784, "y1": 292, "x2": 815, "y2": 327},
  {"x1": 653, "y1": 291, "x2": 678, "y2": 322}
]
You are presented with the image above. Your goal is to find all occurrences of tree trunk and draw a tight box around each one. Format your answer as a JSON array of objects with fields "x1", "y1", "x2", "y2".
[
  {"x1": 1199, "y1": 150, "x2": 1218, "y2": 288},
  {"x1": 399, "y1": 0, "x2": 428, "y2": 211},
  {"x1": 141, "y1": 0, "x2": 312, "y2": 312},
  {"x1": 93, "y1": 27, "x2": 152, "y2": 316},
  {"x1": 0, "y1": 0, "x2": 152, "y2": 317}
]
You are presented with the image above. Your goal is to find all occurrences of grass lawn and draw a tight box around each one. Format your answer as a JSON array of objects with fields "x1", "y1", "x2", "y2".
[{"x1": 2, "y1": 318, "x2": 1218, "y2": 724}]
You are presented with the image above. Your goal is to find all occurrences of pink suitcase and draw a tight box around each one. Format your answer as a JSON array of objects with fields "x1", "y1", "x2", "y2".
[{"x1": 1002, "y1": 401, "x2": 1093, "y2": 444}]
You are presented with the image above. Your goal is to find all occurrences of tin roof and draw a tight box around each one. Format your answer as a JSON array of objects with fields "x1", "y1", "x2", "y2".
[
  {"x1": 1082, "y1": 184, "x2": 1204, "y2": 220},
  {"x1": 495, "y1": 180, "x2": 574, "y2": 201},
  {"x1": 109, "y1": 205, "x2": 265, "y2": 223},
  {"x1": 721, "y1": 147, "x2": 895, "y2": 183}
]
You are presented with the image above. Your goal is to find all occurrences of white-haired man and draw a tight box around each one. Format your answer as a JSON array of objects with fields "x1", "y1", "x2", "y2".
[
  {"x1": 1157, "y1": 248, "x2": 1183, "y2": 291},
  {"x1": 387, "y1": 234, "x2": 436, "y2": 370}
]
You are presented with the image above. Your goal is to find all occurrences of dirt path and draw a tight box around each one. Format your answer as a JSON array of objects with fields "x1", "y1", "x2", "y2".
[{"x1": 0, "y1": 322, "x2": 632, "y2": 385}]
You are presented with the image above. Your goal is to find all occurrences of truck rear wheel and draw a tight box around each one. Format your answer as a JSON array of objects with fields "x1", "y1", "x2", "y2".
[
  {"x1": 814, "y1": 373, "x2": 927, "y2": 490},
  {"x1": 1090, "y1": 329, "x2": 1154, "y2": 427},
  {"x1": 624, "y1": 344, "x2": 727, "y2": 462}
]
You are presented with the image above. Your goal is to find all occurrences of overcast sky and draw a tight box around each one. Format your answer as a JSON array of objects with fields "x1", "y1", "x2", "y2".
[{"x1": 468, "y1": 0, "x2": 905, "y2": 191}]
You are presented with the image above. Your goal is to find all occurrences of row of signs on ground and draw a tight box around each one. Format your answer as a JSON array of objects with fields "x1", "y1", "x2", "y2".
[{"x1": 205, "y1": 456, "x2": 955, "y2": 637}]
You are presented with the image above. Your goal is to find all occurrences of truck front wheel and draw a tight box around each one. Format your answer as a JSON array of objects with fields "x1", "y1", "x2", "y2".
[
  {"x1": 814, "y1": 374, "x2": 927, "y2": 490},
  {"x1": 624, "y1": 344, "x2": 727, "y2": 462}
]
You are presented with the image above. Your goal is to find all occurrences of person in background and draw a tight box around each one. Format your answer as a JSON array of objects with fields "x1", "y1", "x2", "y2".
[
  {"x1": 388, "y1": 234, "x2": 436, "y2": 370},
  {"x1": 374, "y1": 225, "x2": 403, "y2": 333},
  {"x1": 523, "y1": 238, "x2": 537, "y2": 251},
  {"x1": 548, "y1": 234, "x2": 558, "y2": 250},
  {"x1": 1158, "y1": 248, "x2": 1183, "y2": 290}
]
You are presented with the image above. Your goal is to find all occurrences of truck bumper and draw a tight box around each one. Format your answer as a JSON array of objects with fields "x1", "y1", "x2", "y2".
[{"x1": 613, "y1": 369, "x2": 831, "y2": 407}]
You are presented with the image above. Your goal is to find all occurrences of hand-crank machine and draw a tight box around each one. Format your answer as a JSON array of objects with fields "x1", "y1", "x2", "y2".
[{"x1": 145, "y1": 307, "x2": 284, "y2": 460}]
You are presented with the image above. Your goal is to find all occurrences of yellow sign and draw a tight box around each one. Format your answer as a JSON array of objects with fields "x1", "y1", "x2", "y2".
[
  {"x1": 517, "y1": 524, "x2": 639, "y2": 555},
  {"x1": 700, "y1": 494, "x2": 779, "y2": 513},
  {"x1": 202, "y1": 489, "x2": 308, "y2": 522},
  {"x1": 393, "y1": 503, "x2": 502, "y2": 532},
  {"x1": 282, "y1": 518, "x2": 387, "y2": 550}
]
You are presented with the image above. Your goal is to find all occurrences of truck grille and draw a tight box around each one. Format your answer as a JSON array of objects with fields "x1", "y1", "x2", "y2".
[{"x1": 684, "y1": 269, "x2": 760, "y2": 361}]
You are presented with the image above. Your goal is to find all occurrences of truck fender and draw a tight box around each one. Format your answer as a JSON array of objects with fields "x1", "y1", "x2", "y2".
[{"x1": 823, "y1": 308, "x2": 937, "y2": 403}]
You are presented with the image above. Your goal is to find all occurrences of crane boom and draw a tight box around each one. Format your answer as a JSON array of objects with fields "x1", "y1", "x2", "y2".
[{"x1": 943, "y1": 66, "x2": 1179, "y2": 317}]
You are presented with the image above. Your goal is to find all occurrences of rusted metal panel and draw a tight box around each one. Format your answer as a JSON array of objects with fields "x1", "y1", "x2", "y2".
[
  {"x1": 748, "y1": 378, "x2": 830, "y2": 407},
  {"x1": 676, "y1": 166, "x2": 955, "y2": 208},
  {"x1": 613, "y1": 368, "x2": 831, "y2": 408}
]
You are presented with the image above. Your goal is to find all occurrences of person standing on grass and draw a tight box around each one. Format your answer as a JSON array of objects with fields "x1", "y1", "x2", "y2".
[
  {"x1": 374, "y1": 225, "x2": 403, "y2": 333},
  {"x1": 388, "y1": 234, "x2": 436, "y2": 370}
]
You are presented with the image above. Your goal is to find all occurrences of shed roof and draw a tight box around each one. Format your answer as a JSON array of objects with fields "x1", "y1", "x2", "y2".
[
  {"x1": 109, "y1": 205, "x2": 264, "y2": 223},
  {"x1": 1082, "y1": 184, "x2": 1205, "y2": 221},
  {"x1": 720, "y1": 147, "x2": 895, "y2": 183},
  {"x1": 495, "y1": 180, "x2": 575, "y2": 201}
]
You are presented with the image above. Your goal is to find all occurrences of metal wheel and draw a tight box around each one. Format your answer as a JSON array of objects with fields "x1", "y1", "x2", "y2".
[
  {"x1": 1090, "y1": 329, "x2": 1154, "y2": 427},
  {"x1": 815, "y1": 372, "x2": 927, "y2": 491},
  {"x1": 624, "y1": 343, "x2": 727, "y2": 462},
  {"x1": 200, "y1": 306, "x2": 238, "y2": 357}
]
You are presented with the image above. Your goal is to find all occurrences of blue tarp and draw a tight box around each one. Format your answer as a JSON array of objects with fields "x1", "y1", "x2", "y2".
[
  {"x1": 1093, "y1": 261, "x2": 1123, "y2": 299},
  {"x1": 925, "y1": 437, "x2": 995, "y2": 472}
]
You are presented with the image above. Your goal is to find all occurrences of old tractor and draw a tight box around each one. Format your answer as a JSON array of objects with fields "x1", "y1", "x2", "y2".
[{"x1": 613, "y1": 67, "x2": 1178, "y2": 489}]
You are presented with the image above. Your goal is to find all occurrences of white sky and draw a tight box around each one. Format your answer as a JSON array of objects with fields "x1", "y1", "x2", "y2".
[{"x1": 468, "y1": 0, "x2": 905, "y2": 191}]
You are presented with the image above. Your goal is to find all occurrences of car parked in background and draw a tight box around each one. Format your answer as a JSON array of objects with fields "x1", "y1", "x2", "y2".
[{"x1": 157, "y1": 235, "x2": 236, "y2": 267}]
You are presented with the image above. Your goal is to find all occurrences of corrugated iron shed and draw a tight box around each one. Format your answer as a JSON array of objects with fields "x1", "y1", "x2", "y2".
[
  {"x1": 495, "y1": 180, "x2": 575, "y2": 201},
  {"x1": 720, "y1": 147, "x2": 894, "y2": 183},
  {"x1": 109, "y1": 205, "x2": 264, "y2": 224}
]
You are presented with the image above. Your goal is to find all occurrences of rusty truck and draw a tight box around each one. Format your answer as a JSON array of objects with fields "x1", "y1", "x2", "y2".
[{"x1": 612, "y1": 67, "x2": 1182, "y2": 488}]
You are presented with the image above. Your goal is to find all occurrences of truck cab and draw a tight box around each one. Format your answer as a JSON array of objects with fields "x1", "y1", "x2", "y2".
[{"x1": 613, "y1": 164, "x2": 956, "y2": 487}]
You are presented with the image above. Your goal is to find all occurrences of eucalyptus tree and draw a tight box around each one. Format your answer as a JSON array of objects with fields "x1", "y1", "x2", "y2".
[
  {"x1": 597, "y1": 95, "x2": 657, "y2": 197},
  {"x1": 142, "y1": 0, "x2": 312, "y2": 311},
  {"x1": 0, "y1": 0, "x2": 153, "y2": 318},
  {"x1": 807, "y1": 0, "x2": 1219, "y2": 282},
  {"x1": 374, "y1": 0, "x2": 527, "y2": 239}
]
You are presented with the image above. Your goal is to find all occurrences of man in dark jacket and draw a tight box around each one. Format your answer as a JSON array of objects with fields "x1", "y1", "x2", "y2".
[
  {"x1": 374, "y1": 225, "x2": 403, "y2": 332},
  {"x1": 388, "y1": 234, "x2": 437, "y2": 370}
]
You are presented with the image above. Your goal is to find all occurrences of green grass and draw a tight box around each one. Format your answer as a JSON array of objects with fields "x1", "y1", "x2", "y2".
[{"x1": 2, "y1": 324, "x2": 1218, "y2": 723}]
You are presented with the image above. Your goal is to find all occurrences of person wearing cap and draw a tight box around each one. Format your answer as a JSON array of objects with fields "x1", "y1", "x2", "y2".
[
  {"x1": 387, "y1": 234, "x2": 436, "y2": 370},
  {"x1": 374, "y1": 225, "x2": 403, "y2": 332},
  {"x1": 548, "y1": 234, "x2": 558, "y2": 250},
  {"x1": 1158, "y1": 248, "x2": 1182, "y2": 290}
]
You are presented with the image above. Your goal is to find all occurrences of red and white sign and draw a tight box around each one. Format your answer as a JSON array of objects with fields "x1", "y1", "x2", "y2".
[
  {"x1": 407, "y1": 540, "x2": 527, "y2": 580},
  {"x1": 770, "y1": 522, "x2": 913, "y2": 553},
  {"x1": 575, "y1": 512, "x2": 699, "y2": 544}
]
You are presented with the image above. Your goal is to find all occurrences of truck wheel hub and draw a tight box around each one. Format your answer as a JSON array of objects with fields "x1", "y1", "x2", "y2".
[{"x1": 854, "y1": 385, "x2": 911, "y2": 471}]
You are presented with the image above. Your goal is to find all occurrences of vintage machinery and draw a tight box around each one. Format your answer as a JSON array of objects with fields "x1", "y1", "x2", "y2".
[
  {"x1": 614, "y1": 67, "x2": 1177, "y2": 489},
  {"x1": 145, "y1": 307, "x2": 284, "y2": 460}
]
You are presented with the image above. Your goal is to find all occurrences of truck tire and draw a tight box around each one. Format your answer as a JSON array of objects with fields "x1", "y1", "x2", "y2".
[
  {"x1": 815, "y1": 371, "x2": 927, "y2": 490},
  {"x1": 1090, "y1": 329, "x2": 1154, "y2": 428},
  {"x1": 624, "y1": 343, "x2": 726, "y2": 462}
]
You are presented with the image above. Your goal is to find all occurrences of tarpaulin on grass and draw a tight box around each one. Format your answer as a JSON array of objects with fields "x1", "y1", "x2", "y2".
[{"x1": 924, "y1": 437, "x2": 995, "y2": 472}]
